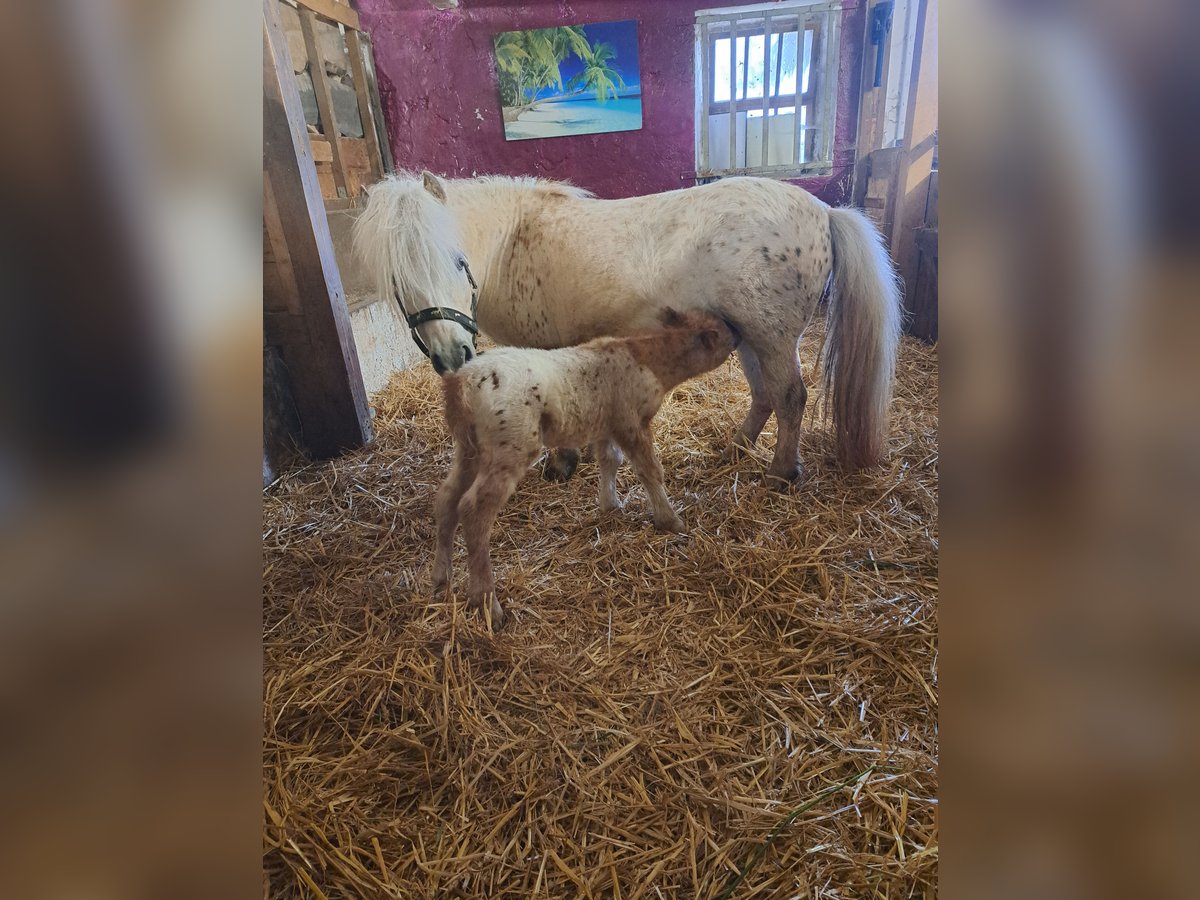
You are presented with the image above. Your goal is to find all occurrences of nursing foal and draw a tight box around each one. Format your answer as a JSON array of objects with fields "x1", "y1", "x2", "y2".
[{"x1": 433, "y1": 309, "x2": 739, "y2": 625}]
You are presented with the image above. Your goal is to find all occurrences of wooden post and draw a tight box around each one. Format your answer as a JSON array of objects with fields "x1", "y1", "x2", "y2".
[
  {"x1": 298, "y1": 6, "x2": 349, "y2": 198},
  {"x1": 346, "y1": 29, "x2": 384, "y2": 183},
  {"x1": 360, "y1": 32, "x2": 395, "y2": 174},
  {"x1": 891, "y1": 0, "x2": 937, "y2": 312},
  {"x1": 853, "y1": 0, "x2": 895, "y2": 197},
  {"x1": 264, "y1": 0, "x2": 372, "y2": 457}
]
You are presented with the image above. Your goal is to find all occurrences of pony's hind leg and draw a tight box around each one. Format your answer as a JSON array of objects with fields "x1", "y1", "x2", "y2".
[
  {"x1": 541, "y1": 447, "x2": 581, "y2": 482},
  {"x1": 756, "y1": 341, "x2": 809, "y2": 487},
  {"x1": 432, "y1": 444, "x2": 478, "y2": 593},
  {"x1": 733, "y1": 344, "x2": 774, "y2": 450}
]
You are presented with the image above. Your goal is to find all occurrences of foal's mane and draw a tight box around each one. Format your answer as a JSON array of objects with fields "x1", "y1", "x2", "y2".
[{"x1": 353, "y1": 172, "x2": 465, "y2": 313}]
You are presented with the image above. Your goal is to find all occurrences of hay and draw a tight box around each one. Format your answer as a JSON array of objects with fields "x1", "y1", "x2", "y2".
[{"x1": 264, "y1": 322, "x2": 938, "y2": 898}]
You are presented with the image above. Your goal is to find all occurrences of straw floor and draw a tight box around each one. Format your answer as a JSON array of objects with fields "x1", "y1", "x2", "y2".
[{"x1": 264, "y1": 324, "x2": 938, "y2": 898}]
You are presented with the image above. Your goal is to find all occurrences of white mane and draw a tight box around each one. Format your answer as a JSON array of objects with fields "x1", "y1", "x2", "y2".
[
  {"x1": 464, "y1": 174, "x2": 594, "y2": 201},
  {"x1": 352, "y1": 173, "x2": 465, "y2": 315}
]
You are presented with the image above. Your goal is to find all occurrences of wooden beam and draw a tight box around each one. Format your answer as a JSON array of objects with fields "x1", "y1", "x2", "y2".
[
  {"x1": 359, "y1": 32, "x2": 395, "y2": 173},
  {"x1": 891, "y1": 0, "x2": 937, "y2": 312},
  {"x1": 294, "y1": 0, "x2": 360, "y2": 32},
  {"x1": 264, "y1": 0, "x2": 372, "y2": 457},
  {"x1": 298, "y1": 6, "x2": 348, "y2": 198},
  {"x1": 345, "y1": 29, "x2": 384, "y2": 183}
]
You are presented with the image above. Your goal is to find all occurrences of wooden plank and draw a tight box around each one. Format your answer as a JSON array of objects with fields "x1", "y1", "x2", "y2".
[
  {"x1": 264, "y1": 0, "x2": 372, "y2": 457},
  {"x1": 359, "y1": 33, "x2": 395, "y2": 173},
  {"x1": 294, "y1": 0, "x2": 359, "y2": 32},
  {"x1": 309, "y1": 137, "x2": 333, "y2": 163},
  {"x1": 299, "y1": 6, "x2": 348, "y2": 198},
  {"x1": 345, "y1": 28, "x2": 383, "y2": 183},
  {"x1": 263, "y1": 172, "x2": 302, "y2": 314}
]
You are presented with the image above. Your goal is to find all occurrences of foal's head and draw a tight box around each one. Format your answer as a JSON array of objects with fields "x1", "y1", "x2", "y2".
[{"x1": 658, "y1": 309, "x2": 740, "y2": 381}]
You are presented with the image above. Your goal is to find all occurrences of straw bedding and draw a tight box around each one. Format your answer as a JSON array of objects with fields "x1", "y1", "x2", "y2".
[{"x1": 264, "y1": 323, "x2": 938, "y2": 898}]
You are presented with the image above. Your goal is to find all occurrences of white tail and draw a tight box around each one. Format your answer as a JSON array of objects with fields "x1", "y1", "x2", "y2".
[{"x1": 821, "y1": 207, "x2": 902, "y2": 469}]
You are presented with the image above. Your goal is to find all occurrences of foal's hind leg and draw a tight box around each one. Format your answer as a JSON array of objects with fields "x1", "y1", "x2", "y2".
[
  {"x1": 596, "y1": 440, "x2": 624, "y2": 512},
  {"x1": 733, "y1": 344, "x2": 774, "y2": 450},
  {"x1": 756, "y1": 341, "x2": 809, "y2": 487},
  {"x1": 432, "y1": 445, "x2": 478, "y2": 593}
]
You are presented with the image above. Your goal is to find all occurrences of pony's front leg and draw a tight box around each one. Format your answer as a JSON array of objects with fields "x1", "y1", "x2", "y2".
[
  {"x1": 596, "y1": 440, "x2": 624, "y2": 513},
  {"x1": 541, "y1": 447, "x2": 581, "y2": 482}
]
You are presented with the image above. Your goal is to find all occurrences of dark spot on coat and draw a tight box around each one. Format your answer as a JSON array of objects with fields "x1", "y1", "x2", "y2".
[{"x1": 491, "y1": 372, "x2": 500, "y2": 388}]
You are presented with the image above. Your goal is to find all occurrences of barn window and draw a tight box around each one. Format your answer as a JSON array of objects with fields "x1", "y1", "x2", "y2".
[{"x1": 695, "y1": 1, "x2": 842, "y2": 179}]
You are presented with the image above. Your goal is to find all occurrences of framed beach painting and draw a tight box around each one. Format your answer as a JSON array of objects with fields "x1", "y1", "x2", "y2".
[{"x1": 494, "y1": 20, "x2": 642, "y2": 141}]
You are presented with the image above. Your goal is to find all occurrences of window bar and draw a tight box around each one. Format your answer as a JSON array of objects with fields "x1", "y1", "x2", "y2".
[
  {"x1": 792, "y1": 24, "x2": 804, "y2": 165},
  {"x1": 698, "y1": 22, "x2": 710, "y2": 174},
  {"x1": 761, "y1": 15, "x2": 772, "y2": 169},
  {"x1": 820, "y1": 9, "x2": 841, "y2": 167},
  {"x1": 773, "y1": 23, "x2": 785, "y2": 104},
  {"x1": 806, "y1": 18, "x2": 823, "y2": 164},
  {"x1": 728, "y1": 17, "x2": 737, "y2": 172}
]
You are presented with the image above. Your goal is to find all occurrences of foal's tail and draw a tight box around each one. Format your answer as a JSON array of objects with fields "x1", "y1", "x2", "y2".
[{"x1": 822, "y1": 207, "x2": 902, "y2": 470}]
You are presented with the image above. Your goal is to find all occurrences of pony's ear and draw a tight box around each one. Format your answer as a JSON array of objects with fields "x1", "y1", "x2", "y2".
[
  {"x1": 660, "y1": 307, "x2": 684, "y2": 328},
  {"x1": 421, "y1": 171, "x2": 448, "y2": 203}
]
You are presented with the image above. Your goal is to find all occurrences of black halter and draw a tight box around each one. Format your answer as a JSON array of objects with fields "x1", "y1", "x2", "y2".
[{"x1": 398, "y1": 259, "x2": 480, "y2": 360}]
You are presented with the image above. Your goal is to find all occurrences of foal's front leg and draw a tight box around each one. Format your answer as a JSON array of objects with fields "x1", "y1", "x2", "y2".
[
  {"x1": 458, "y1": 463, "x2": 524, "y2": 626},
  {"x1": 619, "y1": 428, "x2": 685, "y2": 533},
  {"x1": 432, "y1": 446, "x2": 477, "y2": 593}
]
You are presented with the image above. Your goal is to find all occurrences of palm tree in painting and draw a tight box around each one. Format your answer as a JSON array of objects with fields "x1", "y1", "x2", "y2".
[
  {"x1": 496, "y1": 26, "x2": 593, "y2": 112},
  {"x1": 566, "y1": 40, "x2": 626, "y2": 103}
]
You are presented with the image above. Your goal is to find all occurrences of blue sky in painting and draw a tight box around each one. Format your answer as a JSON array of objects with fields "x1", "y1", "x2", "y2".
[{"x1": 532, "y1": 20, "x2": 641, "y2": 100}]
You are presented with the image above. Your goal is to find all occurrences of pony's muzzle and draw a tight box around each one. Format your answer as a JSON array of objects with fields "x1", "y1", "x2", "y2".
[{"x1": 432, "y1": 343, "x2": 473, "y2": 375}]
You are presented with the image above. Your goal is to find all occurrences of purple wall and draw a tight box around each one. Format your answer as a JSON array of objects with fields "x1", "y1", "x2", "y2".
[{"x1": 357, "y1": 1, "x2": 865, "y2": 203}]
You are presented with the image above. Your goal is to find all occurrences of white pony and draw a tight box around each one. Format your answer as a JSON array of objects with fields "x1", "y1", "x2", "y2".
[{"x1": 354, "y1": 171, "x2": 901, "y2": 482}]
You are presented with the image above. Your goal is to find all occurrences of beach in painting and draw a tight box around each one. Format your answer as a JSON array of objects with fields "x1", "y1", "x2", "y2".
[
  {"x1": 505, "y1": 97, "x2": 642, "y2": 140},
  {"x1": 495, "y1": 20, "x2": 642, "y2": 141}
]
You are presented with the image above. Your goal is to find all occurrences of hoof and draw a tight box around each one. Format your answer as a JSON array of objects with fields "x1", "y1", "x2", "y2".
[
  {"x1": 468, "y1": 593, "x2": 506, "y2": 629},
  {"x1": 541, "y1": 448, "x2": 580, "y2": 483},
  {"x1": 765, "y1": 466, "x2": 803, "y2": 491},
  {"x1": 598, "y1": 495, "x2": 625, "y2": 514},
  {"x1": 654, "y1": 514, "x2": 687, "y2": 534}
]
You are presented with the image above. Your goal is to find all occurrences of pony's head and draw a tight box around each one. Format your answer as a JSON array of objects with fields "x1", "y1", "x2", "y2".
[
  {"x1": 354, "y1": 171, "x2": 478, "y2": 374},
  {"x1": 659, "y1": 308, "x2": 740, "y2": 377}
]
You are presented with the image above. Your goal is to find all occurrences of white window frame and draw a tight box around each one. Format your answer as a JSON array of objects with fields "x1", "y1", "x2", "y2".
[{"x1": 695, "y1": 0, "x2": 842, "y2": 179}]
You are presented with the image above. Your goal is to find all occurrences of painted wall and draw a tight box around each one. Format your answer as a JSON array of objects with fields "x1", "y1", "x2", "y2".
[{"x1": 357, "y1": 1, "x2": 865, "y2": 203}]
